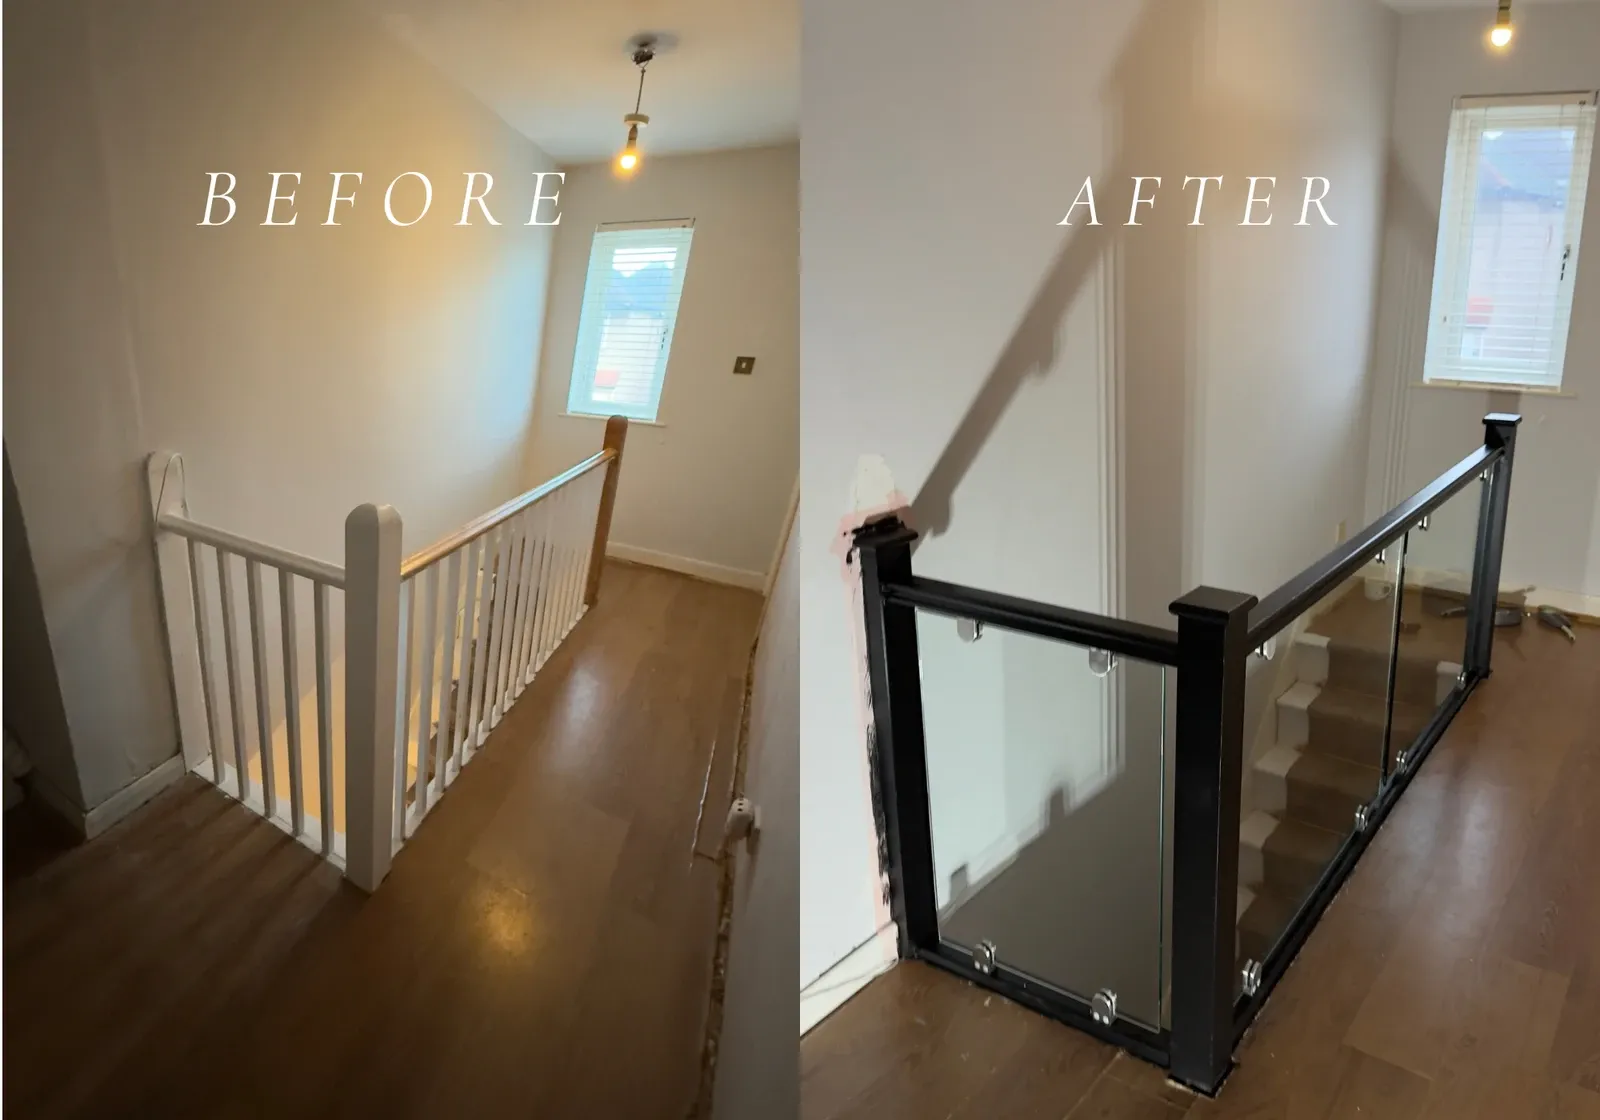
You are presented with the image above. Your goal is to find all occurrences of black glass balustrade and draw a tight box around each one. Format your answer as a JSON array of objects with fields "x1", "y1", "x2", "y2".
[{"x1": 854, "y1": 413, "x2": 1519, "y2": 1095}]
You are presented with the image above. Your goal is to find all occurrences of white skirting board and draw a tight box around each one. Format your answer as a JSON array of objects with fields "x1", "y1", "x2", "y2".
[
  {"x1": 30, "y1": 754, "x2": 187, "y2": 840},
  {"x1": 606, "y1": 542, "x2": 766, "y2": 591}
]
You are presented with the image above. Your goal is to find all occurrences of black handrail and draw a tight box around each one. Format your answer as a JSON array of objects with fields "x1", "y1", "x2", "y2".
[
  {"x1": 883, "y1": 576, "x2": 1180, "y2": 665},
  {"x1": 1246, "y1": 442, "x2": 1500, "y2": 646}
]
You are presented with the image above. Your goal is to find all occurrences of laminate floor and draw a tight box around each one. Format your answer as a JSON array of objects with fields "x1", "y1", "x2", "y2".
[
  {"x1": 802, "y1": 623, "x2": 1600, "y2": 1120},
  {"x1": 4, "y1": 560, "x2": 761, "y2": 1120}
]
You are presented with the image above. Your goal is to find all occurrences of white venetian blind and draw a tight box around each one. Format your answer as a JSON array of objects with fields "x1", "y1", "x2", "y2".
[
  {"x1": 1422, "y1": 92, "x2": 1596, "y2": 391},
  {"x1": 567, "y1": 219, "x2": 695, "y2": 423}
]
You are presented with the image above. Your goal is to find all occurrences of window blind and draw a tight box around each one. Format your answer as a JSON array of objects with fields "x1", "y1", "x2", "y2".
[
  {"x1": 1422, "y1": 92, "x2": 1596, "y2": 391},
  {"x1": 567, "y1": 220, "x2": 696, "y2": 423}
]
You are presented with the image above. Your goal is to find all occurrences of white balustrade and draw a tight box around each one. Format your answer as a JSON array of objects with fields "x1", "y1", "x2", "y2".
[{"x1": 144, "y1": 417, "x2": 626, "y2": 891}]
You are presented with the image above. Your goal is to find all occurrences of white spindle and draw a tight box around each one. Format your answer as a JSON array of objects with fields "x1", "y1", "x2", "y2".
[
  {"x1": 585, "y1": 471, "x2": 604, "y2": 599},
  {"x1": 522, "y1": 500, "x2": 553, "y2": 683},
  {"x1": 583, "y1": 471, "x2": 603, "y2": 606},
  {"x1": 529, "y1": 511, "x2": 551, "y2": 691},
  {"x1": 527, "y1": 503, "x2": 554, "y2": 681},
  {"x1": 534, "y1": 491, "x2": 563, "y2": 670},
  {"x1": 450, "y1": 536, "x2": 484, "y2": 765},
  {"x1": 216, "y1": 550, "x2": 250, "y2": 802},
  {"x1": 508, "y1": 514, "x2": 534, "y2": 699},
  {"x1": 569, "y1": 479, "x2": 592, "y2": 633},
  {"x1": 506, "y1": 510, "x2": 538, "y2": 700},
  {"x1": 187, "y1": 540, "x2": 225, "y2": 785},
  {"x1": 413, "y1": 564, "x2": 441, "y2": 820},
  {"x1": 435, "y1": 550, "x2": 465, "y2": 791},
  {"x1": 314, "y1": 581, "x2": 335, "y2": 856},
  {"x1": 557, "y1": 485, "x2": 580, "y2": 641},
  {"x1": 482, "y1": 521, "x2": 514, "y2": 729},
  {"x1": 566, "y1": 482, "x2": 587, "y2": 633},
  {"x1": 278, "y1": 569, "x2": 306, "y2": 839},
  {"x1": 574, "y1": 474, "x2": 600, "y2": 624},
  {"x1": 396, "y1": 578, "x2": 417, "y2": 837},
  {"x1": 466, "y1": 525, "x2": 501, "y2": 753},
  {"x1": 493, "y1": 514, "x2": 527, "y2": 714},
  {"x1": 345, "y1": 503, "x2": 402, "y2": 892},
  {"x1": 245, "y1": 559, "x2": 277, "y2": 819}
]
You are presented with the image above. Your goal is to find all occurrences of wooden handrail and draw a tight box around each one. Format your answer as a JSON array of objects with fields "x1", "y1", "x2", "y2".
[
  {"x1": 585, "y1": 416, "x2": 629, "y2": 605},
  {"x1": 400, "y1": 448, "x2": 617, "y2": 578}
]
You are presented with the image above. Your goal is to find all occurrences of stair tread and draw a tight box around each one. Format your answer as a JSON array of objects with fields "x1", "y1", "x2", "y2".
[
  {"x1": 1308, "y1": 629, "x2": 1456, "y2": 665},
  {"x1": 1238, "y1": 881, "x2": 1303, "y2": 940},
  {"x1": 1259, "y1": 744, "x2": 1379, "y2": 801},
  {"x1": 1309, "y1": 685, "x2": 1433, "y2": 730},
  {"x1": 1242, "y1": 810, "x2": 1343, "y2": 867}
]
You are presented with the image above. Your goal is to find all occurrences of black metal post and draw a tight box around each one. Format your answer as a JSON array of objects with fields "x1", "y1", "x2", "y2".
[
  {"x1": 853, "y1": 517, "x2": 939, "y2": 957},
  {"x1": 1465, "y1": 413, "x2": 1521, "y2": 679},
  {"x1": 1167, "y1": 586, "x2": 1257, "y2": 1095}
]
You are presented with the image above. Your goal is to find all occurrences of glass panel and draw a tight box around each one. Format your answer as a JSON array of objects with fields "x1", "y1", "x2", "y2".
[
  {"x1": 916, "y1": 608, "x2": 1171, "y2": 1030},
  {"x1": 1390, "y1": 477, "x2": 1487, "y2": 770},
  {"x1": 1235, "y1": 547, "x2": 1401, "y2": 991}
]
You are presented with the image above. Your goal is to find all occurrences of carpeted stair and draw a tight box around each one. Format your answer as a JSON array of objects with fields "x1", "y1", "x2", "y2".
[{"x1": 1235, "y1": 586, "x2": 1469, "y2": 973}]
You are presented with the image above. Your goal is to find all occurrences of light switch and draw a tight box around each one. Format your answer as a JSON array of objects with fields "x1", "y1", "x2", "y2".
[{"x1": 732, "y1": 356, "x2": 756, "y2": 375}]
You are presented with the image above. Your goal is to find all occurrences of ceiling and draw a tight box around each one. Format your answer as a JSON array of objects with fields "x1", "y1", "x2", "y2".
[
  {"x1": 1382, "y1": 0, "x2": 1597, "y2": 9},
  {"x1": 374, "y1": 0, "x2": 798, "y2": 164}
]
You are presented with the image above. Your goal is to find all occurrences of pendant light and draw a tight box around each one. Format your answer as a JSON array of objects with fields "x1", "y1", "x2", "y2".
[
  {"x1": 1489, "y1": 0, "x2": 1514, "y2": 49},
  {"x1": 616, "y1": 37, "x2": 656, "y2": 177}
]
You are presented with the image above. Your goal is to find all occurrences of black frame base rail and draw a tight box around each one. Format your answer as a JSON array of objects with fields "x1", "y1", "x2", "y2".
[{"x1": 850, "y1": 413, "x2": 1519, "y2": 1096}]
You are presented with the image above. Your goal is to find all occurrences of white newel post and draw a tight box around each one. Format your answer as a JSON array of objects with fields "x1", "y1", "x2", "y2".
[
  {"x1": 146, "y1": 452, "x2": 211, "y2": 774},
  {"x1": 345, "y1": 502, "x2": 402, "y2": 892}
]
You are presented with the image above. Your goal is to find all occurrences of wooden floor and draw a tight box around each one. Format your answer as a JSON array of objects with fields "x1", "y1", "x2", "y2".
[
  {"x1": 802, "y1": 622, "x2": 1600, "y2": 1120},
  {"x1": 3, "y1": 560, "x2": 761, "y2": 1120}
]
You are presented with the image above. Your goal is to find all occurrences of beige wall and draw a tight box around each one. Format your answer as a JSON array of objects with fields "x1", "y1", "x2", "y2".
[
  {"x1": 1362, "y1": 3, "x2": 1600, "y2": 602},
  {"x1": 527, "y1": 145, "x2": 800, "y2": 587},
  {"x1": 3, "y1": 0, "x2": 558, "y2": 810},
  {"x1": 799, "y1": 0, "x2": 1397, "y2": 988},
  {"x1": 4, "y1": 449, "x2": 82, "y2": 808},
  {"x1": 710, "y1": 504, "x2": 799, "y2": 1120}
]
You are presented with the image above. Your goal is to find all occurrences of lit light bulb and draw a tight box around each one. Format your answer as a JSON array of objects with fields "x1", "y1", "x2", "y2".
[
  {"x1": 1490, "y1": 1, "x2": 1514, "y2": 49},
  {"x1": 615, "y1": 123, "x2": 641, "y2": 177}
]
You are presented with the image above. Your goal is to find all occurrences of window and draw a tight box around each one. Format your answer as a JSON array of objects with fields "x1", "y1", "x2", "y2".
[
  {"x1": 566, "y1": 219, "x2": 695, "y2": 423},
  {"x1": 1422, "y1": 92, "x2": 1595, "y2": 392}
]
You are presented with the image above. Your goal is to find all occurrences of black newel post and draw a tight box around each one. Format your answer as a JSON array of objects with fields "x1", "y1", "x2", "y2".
[
  {"x1": 1466, "y1": 412, "x2": 1521, "y2": 679},
  {"x1": 1167, "y1": 586, "x2": 1256, "y2": 1094},
  {"x1": 853, "y1": 517, "x2": 939, "y2": 957}
]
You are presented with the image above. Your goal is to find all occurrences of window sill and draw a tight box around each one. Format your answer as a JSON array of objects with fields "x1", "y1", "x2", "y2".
[
  {"x1": 1411, "y1": 380, "x2": 1576, "y2": 400},
  {"x1": 561, "y1": 411, "x2": 666, "y2": 427}
]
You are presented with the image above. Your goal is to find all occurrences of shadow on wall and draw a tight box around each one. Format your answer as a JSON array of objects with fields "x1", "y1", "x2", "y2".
[
  {"x1": 909, "y1": 0, "x2": 1203, "y2": 629},
  {"x1": 907, "y1": 0, "x2": 1382, "y2": 613},
  {"x1": 884, "y1": 0, "x2": 1396, "y2": 1019},
  {"x1": 894, "y1": 0, "x2": 1206, "y2": 1028}
]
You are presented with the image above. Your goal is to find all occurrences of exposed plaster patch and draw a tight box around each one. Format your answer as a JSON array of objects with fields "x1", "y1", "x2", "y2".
[{"x1": 833, "y1": 455, "x2": 912, "y2": 917}]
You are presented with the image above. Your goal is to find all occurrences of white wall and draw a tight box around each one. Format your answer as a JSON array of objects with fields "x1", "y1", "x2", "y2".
[
  {"x1": 3, "y1": 0, "x2": 559, "y2": 811},
  {"x1": 1362, "y1": 3, "x2": 1600, "y2": 603},
  {"x1": 528, "y1": 146, "x2": 799, "y2": 589},
  {"x1": 710, "y1": 508, "x2": 798, "y2": 1120},
  {"x1": 4, "y1": 449, "x2": 82, "y2": 809},
  {"x1": 800, "y1": 0, "x2": 1396, "y2": 990}
]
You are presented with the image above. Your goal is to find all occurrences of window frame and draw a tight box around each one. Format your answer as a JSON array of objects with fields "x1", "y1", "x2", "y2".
[
  {"x1": 1420, "y1": 91, "x2": 1596, "y2": 394},
  {"x1": 565, "y1": 218, "x2": 696, "y2": 424}
]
